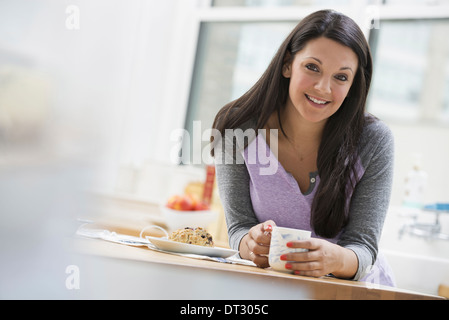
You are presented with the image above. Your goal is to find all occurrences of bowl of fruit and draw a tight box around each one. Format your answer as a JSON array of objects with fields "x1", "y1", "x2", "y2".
[{"x1": 161, "y1": 193, "x2": 218, "y2": 231}]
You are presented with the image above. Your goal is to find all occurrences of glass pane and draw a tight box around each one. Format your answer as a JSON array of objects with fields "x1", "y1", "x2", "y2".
[
  {"x1": 183, "y1": 21, "x2": 296, "y2": 165},
  {"x1": 444, "y1": 67, "x2": 449, "y2": 122},
  {"x1": 212, "y1": 0, "x2": 351, "y2": 7},
  {"x1": 385, "y1": 0, "x2": 449, "y2": 4},
  {"x1": 368, "y1": 19, "x2": 449, "y2": 123}
]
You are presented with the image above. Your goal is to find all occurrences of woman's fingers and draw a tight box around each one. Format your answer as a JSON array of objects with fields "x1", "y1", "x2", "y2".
[
  {"x1": 280, "y1": 250, "x2": 316, "y2": 262},
  {"x1": 246, "y1": 220, "x2": 276, "y2": 267},
  {"x1": 248, "y1": 221, "x2": 274, "y2": 247},
  {"x1": 247, "y1": 238, "x2": 270, "y2": 255},
  {"x1": 242, "y1": 220, "x2": 278, "y2": 268},
  {"x1": 262, "y1": 220, "x2": 276, "y2": 232},
  {"x1": 250, "y1": 251, "x2": 269, "y2": 268},
  {"x1": 286, "y1": 239, "x2": 316, "y2": 250},
  {"x1": 279, "y1": 238, "x2": 347, "y2": 278}
]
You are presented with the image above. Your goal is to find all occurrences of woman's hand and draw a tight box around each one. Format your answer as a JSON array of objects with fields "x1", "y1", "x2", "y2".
[
  {"x1": 239, "y1": 220, "x2": 276, "y2": 268},
  {"x1": 280, "y1": 238, "x2": 358, "y2": 279}
]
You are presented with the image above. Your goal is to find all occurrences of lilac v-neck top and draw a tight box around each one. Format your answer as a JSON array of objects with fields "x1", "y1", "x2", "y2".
[
  {"x1": 215, "y1": 115, "x2": 395, "y2": 285},
  {"x1": 244, "y1": 133, "x2": 364, "y2": 243}
]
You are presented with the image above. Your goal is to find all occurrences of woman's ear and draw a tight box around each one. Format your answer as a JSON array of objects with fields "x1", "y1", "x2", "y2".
[{"x1": 282, "y1": 51, "x2": 292, "y2": 78}]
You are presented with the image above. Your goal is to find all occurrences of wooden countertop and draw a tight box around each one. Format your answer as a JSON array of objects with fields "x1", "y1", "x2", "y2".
[
  {"x1": 73, "y1": 193, "x2": 444, "y2": 300},
  {"x1": 71, "y1": 236, "x2": 443, "y2": 300}
]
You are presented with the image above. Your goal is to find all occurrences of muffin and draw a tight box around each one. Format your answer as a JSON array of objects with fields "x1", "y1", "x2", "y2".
[{"x1": 169, "y1": 227, "x2": 214, "y2": 247}]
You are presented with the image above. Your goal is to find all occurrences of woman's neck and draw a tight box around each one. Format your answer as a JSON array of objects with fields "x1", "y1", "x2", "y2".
[{"x1": 278, "y1": 104, "x2": 325, "y2": 147}]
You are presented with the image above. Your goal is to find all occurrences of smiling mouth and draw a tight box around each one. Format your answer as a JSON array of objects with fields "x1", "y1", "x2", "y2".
[{"x1": 305, "y1": 94, "x2": 331, "y2": 105}]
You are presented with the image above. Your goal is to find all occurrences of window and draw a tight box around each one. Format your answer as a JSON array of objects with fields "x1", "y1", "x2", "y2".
[
  {"x1": 385, "y1": 0, "x2": 449, "y2": 4},
  {"x1": 212, "y1": 0, "x2": 351, "y2": 6},
  {"x1": 182, "y1": 0, "x2": 449, "y2": 166},
  {"x1": 183, "y1": 21, "x2": 295, "y2": 165},
  {"x1": 368, "y1": 18, "x2": 449, "y2": 123}
]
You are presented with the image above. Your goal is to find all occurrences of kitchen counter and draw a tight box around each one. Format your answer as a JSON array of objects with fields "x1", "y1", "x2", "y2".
[
  {"x1": 67, "y1": 193, "x2": 444, "y2": 300},
  {"x1": 69, "y1": 234, "x2": 443, "y2": 299}
]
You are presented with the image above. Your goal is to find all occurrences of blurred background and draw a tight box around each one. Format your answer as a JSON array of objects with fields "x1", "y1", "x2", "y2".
[{"x1": 0, "y1": 0, "x2": 448, "y2": 298}]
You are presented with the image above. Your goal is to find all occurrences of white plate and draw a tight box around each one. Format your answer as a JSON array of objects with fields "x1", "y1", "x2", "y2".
[{"x1": 146, "y1": 236, "x2": 237, "y2": 258}]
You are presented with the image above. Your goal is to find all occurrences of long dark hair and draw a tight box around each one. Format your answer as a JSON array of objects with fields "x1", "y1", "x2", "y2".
[{"x1": 211, "y1": 10, "x2": 373, "y2": 238}]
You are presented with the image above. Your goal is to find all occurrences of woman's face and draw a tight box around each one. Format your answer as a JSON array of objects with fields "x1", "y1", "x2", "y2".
[{"x1": 283, "y1": 37, "x2": 358, "y2": 124}]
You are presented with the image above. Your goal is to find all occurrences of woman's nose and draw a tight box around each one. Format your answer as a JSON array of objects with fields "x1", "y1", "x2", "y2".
[{"x1": 314, "y1": 76, "x2": 331, "y2": 94}]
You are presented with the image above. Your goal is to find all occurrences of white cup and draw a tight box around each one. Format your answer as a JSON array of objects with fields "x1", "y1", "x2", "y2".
[{"x1": 268, "y1": 226, "x2": 312, "y2": 273}]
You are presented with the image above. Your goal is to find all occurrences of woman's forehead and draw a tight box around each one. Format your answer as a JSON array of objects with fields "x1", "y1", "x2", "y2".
[{"x1": 294, "y1": 37, "x2": 359, "y2": 70}]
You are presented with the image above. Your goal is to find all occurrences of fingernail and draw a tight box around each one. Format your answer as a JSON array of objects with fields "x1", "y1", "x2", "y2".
[
  {"x1": 285, "y1": 263, "x2": 292, "y2": 270},
  {"x1": 265, "y1": 225, "x2": 273, "y2": 232},
  {"x1": 286, "y1": 242, "x2": 293, "y2": 248},
  {"x1": 280, "y1": 254, "x2": 287, "y2": 261},
  {"x1": 294, "y1": 270, "x2": 301, "y2": 275}
]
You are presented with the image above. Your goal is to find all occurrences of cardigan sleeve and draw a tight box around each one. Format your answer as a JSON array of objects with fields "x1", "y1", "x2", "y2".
[
  {"x1": 337, "y1": 120, "x2": 395, "y2": 280},
  {"x1": 215, "y1": 161, "x2": 259, "y2": 251},
  {"x1": 213, "y1": 119, "x2": 260, "y2": 251}
]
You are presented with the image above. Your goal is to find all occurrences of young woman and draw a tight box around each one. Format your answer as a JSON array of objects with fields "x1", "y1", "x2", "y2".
[{"x1": 211, "y1": 9, "x2": 395, "y2": 285}]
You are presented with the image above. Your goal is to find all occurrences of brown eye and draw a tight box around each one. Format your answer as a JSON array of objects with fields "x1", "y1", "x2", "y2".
[
  {"x1": 335, "y1": 74, "x2": 348, "y2": 82},
  {"x1": 305, "y1": 63, "x2": 319, "y2": 72}
]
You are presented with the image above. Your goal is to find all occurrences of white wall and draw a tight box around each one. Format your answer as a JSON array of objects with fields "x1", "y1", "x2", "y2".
[
  {"x1": 389, "y1": 122, "x2": 449, "y2": 206},
  {"x1": 0, "y1": 0, "x2": 187, "y2": 190}
]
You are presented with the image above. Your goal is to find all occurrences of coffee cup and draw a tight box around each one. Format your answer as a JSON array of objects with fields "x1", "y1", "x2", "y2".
[{"x1": 268, "y1": 226, "x2": 311, "y2": 273}]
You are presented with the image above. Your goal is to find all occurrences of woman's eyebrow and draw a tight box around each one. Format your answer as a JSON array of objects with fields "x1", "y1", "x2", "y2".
[
  {"x1": 306, "y1": 56, "x2": 323, "y2": 64},
  {"x1": 306, "y1": 56, "x2": 354, "y2": 73},
  {"x1": 340, "y1": 66, "x2": 354, "y2": 73}
]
